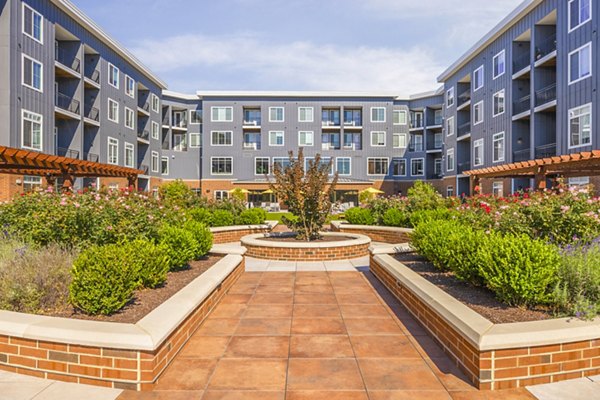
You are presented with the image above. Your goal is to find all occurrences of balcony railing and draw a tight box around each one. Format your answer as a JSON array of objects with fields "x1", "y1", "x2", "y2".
[
  {"x1": 535, "y1": 32, "x2": 557, "y2": 61},
  {"x1": 56, "y1": 147, "x2": 79, "y2": 159},
  {"x1": 408, "y1": 144, "x2": 424, "y2": 152},
  {"x1": 55, "y1": 47, "x2": 81, "y2": 73},
  {"x1": 55, "y1": 92, "x2": 80, "y2": 114},
  {"x1": 84, "y1": 152, "x2": 99, "y2": 163},
  {"x1": 139, "y1": 101, "x2": 151, "y2": 113},
  {"x1": 457, "y1": 161, "x2": 471, "y2": 174},
  {"x1": 458, "y1": 121, "x2": 471, "y2": 136},
  {"x1": 535, "y1": 83, "x2": 557, "y2": 107},
  {"x1": 138, "y1": 130, "x2": 150, "y2": 141},
  {"x1": 85, "y1": 105, "x2": 99, "y2": 121},
  {"x1": 139, "y1": 164, "x2": 149, "y2": 175},
  {"x1": 457, "y1": 89, "x2": 471, "y2": 107},
  {"x1": 513, "y1": 149, "x2": 531, "y2": 162},
  {"x1": 243, "y1": 119, "x2": 261, "y2": 126},
  {"x1": 344, "y1": 118, "x2": 362, "y2": 127},
  {"x1": 535, "y1": 143, "x2": 556, "y2": 159},
  {"x1": 322, "y1": 119, "x2": 341, "y2": 127},
  {"x1": 513, "y1": 95, "x2": 531, "y2": 115},
  {"x1": 85, "y1": 69, "x2": 100, "y2": 84},
  {"x1": 172, "y1": 118, "x2": 188, "y2": 129},
  {"x1": 513, "y1": 52, "x2": 530, "y2": 73}
]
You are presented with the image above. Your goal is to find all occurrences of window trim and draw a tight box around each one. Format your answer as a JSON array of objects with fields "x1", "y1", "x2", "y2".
[
  {"x1": 493, "y1": 89, "x2": 506, "y2": 117},
  {"x1": 336, "y1": 157, "x2": 352, "y2": 176},
  {"x1": 492, "y1": 181, "x2": 504, "y2": 197},
  {"x1": 370, "y1": 131, "x2": 386, "y2": 147},
  {"x1": 298, "y1": 131, "x2": 314, "y2": 147},
  {"x1": 473, "y1": 101, "x2": 484, "y2": 126},
  {"x1": 367, "y1": 157, "x2": 389, "y2": 176},
  {"x1": 211, "y1": 157, "x2": 233, "y2": 176},
  {"x1": 446, "y1": 186, "x2": 454, "y2": 197},
  {"x1": 568, "y1": 42, "x2": 592, "y2": 85},
  {"x1": 446, "y1": 148, "x2": 455, "y2": 172},
  {"x1": 107, "y1": 137, "x2": 119, "y2": 165},
  {"x1": 161, "y1": 156, "x2": 169, "y2": 176},
  {"x1": 473, "y1": 65, "x2": 484, "y2": 92},
  {"x1": 269, "y1": 106, "x2": 285, "y2": 122},
  {"x1": 254, "y1": 157, "x2": 270, "y2": 176},
  {"x1": 392, "y1": 158, "x2": 407, "y2": 177},
  {"x1": 151, "y1": 94, "x2": 160, "y2": 113},
  {"x1": 22, "y1": 3, "x2": 43, "y2": 44},
  {"x1": 568, "y1": 103, "x2": 592, "y2": 149},
  {"x1": 108, "y1": 63, "x2": 120, "y2": 89},
  {"x1": 125, "y1": 75, "x2": 135, "y2": 98},
  {"x1": 269, "y1": 131, "x2": 285, "y2": 146},
  {"x1": 151, "y1": 121, "x2": 159, "y2": 140},
  {"x1": 393, "y1": 110, "x2": 407, "y2": 125},
  {"x1": 211, "y1": 106, "x2": 233, "y2": 122},
  {"x1": 21, "y1": 53, "x2": 43, "y2": 93},
  {"x1": 493, "y1": 132, "x2": 506, "y2": 163},
  {"x1": 107, "y1": 98, "x2": 119, "y2": 123},
  {"x1": 298, "y1": 107, "x2": 314, "y2": 123},
  {"x1": 446, "y1": 87, "x2": 455, "y2": 108},
  {"x1": 124, "y1": 107, "x2": 135, "y2": 130},
  {"x1": 446, "y1": 116, "x2": 455, "y2": 137},
  {"x1": 568, "y1": 0, "x2": 592, "y2": 33},
  {"x1": 21, "y1": 109, "x2": 43, "y2": 151},
  {"x1": 210, "y1": 131, "x2": 233, "y2": 147},
  {"x1": 411, "y1": 158, "x2": 425, "y2": 177},
  {"x1": 124, "y1": 142, "x2": 135, "y2": 168},
  {"x1": 370, "y1": 107, "x2": 386, "y2": 123},
  {"x1": 151, "y1": 151, "x2": 159, "y2": 172},
  {"x1": 190, "y1": 132, "x2": 201, "y2": 148},
  {"x1": 473, "y1": 138, "x2": 484, "y2": 166},
  {"x1": 189, "y1": 109, "x2": 203, "y2": 124},
  {"x1": 393, "y1": 133, "x2": 408, "y2": 149},
  {"x1": 493, "y1": 50, "x2": 506, "y2": 79}
]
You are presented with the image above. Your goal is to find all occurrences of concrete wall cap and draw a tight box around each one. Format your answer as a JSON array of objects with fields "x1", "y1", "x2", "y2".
[
  {"x1": 209, "y1": 221, "x2": 278, "y2": 234},
  {"x1": 241, "y1": 232, "x2": 371, "y2": 249},
  {"x1": 369, "y1": 243, "x2": 414, "y2": 255},
  {"x1": 334, "y1": 222, "x2": 414, "y2": 234}
]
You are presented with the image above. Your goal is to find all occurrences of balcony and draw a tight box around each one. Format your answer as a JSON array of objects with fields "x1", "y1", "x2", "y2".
[
  {"x1": 172, "y1": 114, "x2": 188, "y2": 130},
  {"x1": 513, "y1": 52, "x2": 531, "y2": 74},
  {"x1": 243, "y1": 132, "x2": 261, "y2": 150},
  {"x1": 457, "y1": 161, "x2": 471, "y2": 174},
  {"x1": 85, "y1": 69, "x2": 100, "y2": 84},
  {"x1": 513, "y1": 95, "x2": 531, "y2": 116},
  {"x1": 137, "y1": 129, "x2": 150, "y2": 142},
  {"x1": 84, "y1": 105, "x2": 99, "y2": 122},
  {"x1": 56, "y1": 147, "x2": 79, "y2": 159},
  {"x1": 55, "y1": 47, "x2": 81, "y2": 76},
  {"x1": 138, "y1": 101, "x2": 151, "y2": 116},
  {"x1": 457, "y1": 90, "x2": 471, "y2": 109},
  {"x1": 343, "y1": 111, "x2": 362, "y2": 128},
  {"x1": 55, "y1": 92, "x2": 80, "y2": 117},
  {"x1": 535, "y1": 143, "x2": 556, "y2": 159},
  {"x1": 243, "y1": 110, "x2": 262, "y2": 127},
  {"x1": 513, "y1": 149, "x2": 531, "y2": 162},
  {"x1": 322, "y1": 110, "x2": 341, "y2": 128},
  {"x1": 139, "y1": 164, "x2": 149, "y2": 175},
  {"x1": 408, "y1": 144, "x2": 424, "y2": 153},
  {"x1": 458, "y1": 121, "x2": 471, "y2": 137},
  {"x1": 535, "y1": 83, "x2": 557, "y2": 108},
  {"x1": 84, "y1": 152, "x2": 99, "y2": 163},
  {"x1": 535, "y1": 33, "x2": 557, "y2": 63}
]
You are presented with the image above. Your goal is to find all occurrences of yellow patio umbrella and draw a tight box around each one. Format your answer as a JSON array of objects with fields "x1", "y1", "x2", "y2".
[
  {"x1": 261, "y1": 189, "x2": 274, "y2": 194},
  {"x1": 228, "y1": 188, "x2": 250, "y2": 194},
  {"x1": 361, "y1": 187, "x2": 385, "y2": 195}
]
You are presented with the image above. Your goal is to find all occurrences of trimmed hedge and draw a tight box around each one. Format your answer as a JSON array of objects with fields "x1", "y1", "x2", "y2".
[
  {"x1": 159, "y1": 225, "x2": 197, "y2": 271},
  {"x1": 345, "y1": 207, "x2": 374, "y2": 225}
]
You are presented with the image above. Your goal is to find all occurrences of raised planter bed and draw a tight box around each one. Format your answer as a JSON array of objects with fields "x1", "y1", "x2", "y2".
[
  {"x1": 0, "y1": 255, "x2": 245, "y2": 391},
  {"x1": 210, "y1": 221, "x2": 278, "y2": 244},
  {"x1": 370, "y1": 252, "x2": 600, "y2": 391},
  {"x1": 241, "y1": 232, "x2": 371, "y2": 261},
  {"x1": 331, "y1": 221, "x2": 412, "y2": 244}
]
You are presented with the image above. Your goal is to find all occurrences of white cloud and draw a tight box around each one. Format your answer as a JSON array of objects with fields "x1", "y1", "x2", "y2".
[{"x1": 131, "y1": 34, "x2": 444, "y2": 93}]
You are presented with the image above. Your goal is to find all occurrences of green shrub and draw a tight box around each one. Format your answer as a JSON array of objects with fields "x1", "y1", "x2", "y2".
[
  {"x1": 382, "y1": 208, "x2": 408, "y2": 227},
  {"x1": 188, "y1": 208, "x2": 214, "y2": 226},
  {"x1": 158, "y1": 225, "x2": 198, "y2": 270},
  {"x1": 125, "y1": 240, "x2": 170, "y2": 289},
  {"x1": 238, "y1": 208, "x2": 267, "y2": 225},
  {"x1": 183, "y1": 221, "x2": 213, "y2": 259},
  {"x1": 211, "y1": 210, "x2": 235, "y2": 227},
  {"x1": 409, "y1": 208, "x2": 452, "y2": 227},
  {"x1": 410, "y1": 219, "x2": 457, "y2": 272},
  {"x1": 407, "y1": 181, "x2": 444, "y2": 212},
  {"x1": 477, "y1": 232, "x2": 560, "y2": 306},
  {"x1": 345, "y1": 207, "x2": 374, "y2": 225},
  {"x1": 69, "y1": 244, "x2": 138, "y2": 315},
  {"x1": 159, "y1": 180, "x2": 195, "y2": 207}
]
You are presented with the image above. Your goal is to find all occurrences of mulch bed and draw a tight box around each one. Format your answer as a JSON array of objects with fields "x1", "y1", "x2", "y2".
[
  {"x1": 47, "y1": 256, "x2": 223, "y2": 324},
  {"x1": 394, "y1": 253, "x2": 553, "y2": 324}
]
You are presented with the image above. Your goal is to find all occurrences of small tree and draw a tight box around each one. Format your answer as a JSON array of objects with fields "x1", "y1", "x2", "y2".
[{"x1": 270, "y1": 149, "x2": 338, "y2": 241}]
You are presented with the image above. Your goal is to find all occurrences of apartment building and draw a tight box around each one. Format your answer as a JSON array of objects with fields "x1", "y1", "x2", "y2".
[{"x1": 0, "y1": 0, "x2": 597, "y2": 201}]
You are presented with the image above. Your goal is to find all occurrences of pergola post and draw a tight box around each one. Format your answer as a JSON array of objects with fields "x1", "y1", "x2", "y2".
[
  {"x1": 534, "y1": 167, "x2": 547, "y2": 191},
  {"x1": 471, "y1": 175, "x2": 481, "y2": 195},
  {"x1": 61, "y1": 173, "x2": 75, "y2": 191},
  {"x1": 127, "y1": 175, "x2": 137, "y2": 190}
]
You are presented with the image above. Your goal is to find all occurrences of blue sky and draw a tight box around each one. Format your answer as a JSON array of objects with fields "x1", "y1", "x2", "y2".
[{"x1": 73, "y1": 0, "x2": 523, "y2": 94}]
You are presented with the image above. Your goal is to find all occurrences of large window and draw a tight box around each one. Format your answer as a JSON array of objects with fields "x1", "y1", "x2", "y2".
[
  {"x1": 161, "y1": 157, "x2": 169, "y2": 175},
  {"x1": 446, "y1": 117, "x2": 455, "y2": 137},
  {"x1": 151, "y1": 151, "x2": 159, "y2": 172},
  {"x1": 393, "y1": 133, "x2": 407, "y2": 148},
  {"x1": 298, "y1": 107, "x2": 313, "y2": 122},
  {"x1": 473, "y1": 101, "x2": 484, "y2": 125},
  {"x1": 255, "y1": 157, "x2": 270, "y2": 175},
  {"x1": 151, "y1": 94, "x2": 160, "y2": 113},
  {"x1": 569, "y1": 104, "x2": 592, "y2": 148},
  {"x1": 298, "y1": 131, "x2": 314, "y2": 146},
  {"x1": 151, "y1": 121, "x2": 159, "y2": 140},
  {"x1": 125, "y1": 75, "x2": 135, "y2": 98},
  {"x1": 22, "y1": 3, "x2": 43, "y2": 43},
  {"x1": 124, "y1": 142, "x2": 134, "y2": 168},
  {"x1": 211, "y1": 106, "x2": 233, "y2": 122},
  {"x1": 190, "y1": 109, "x2": 203, "y2": 124},
  {"x1": 125, "y1": 107, "x2": 134, "y2": 130},
  {"x1": 393, "y1": 110, "x2": 407, "y2": 125},
  {"x1": 23, "y1": 176, "x2": 42, "y2": 193},
  {"x1": 108, "y1": 98, "x2": 119, "y2": 123},
  {"x1": 473, "y1": 65, "x2": 484, "y2": 91},
  {"x1": 411, "y1": 158, "x2": 424, "y2": 176},
  {"x1": 446, "y1": 87, "x2": 455, "y2": 108},
  {"x1": 108, "y1": 63, "x2": 119, "y2": 88},
  {"x1": 473, "y1": 139, "x2": 484, "y2": 166},
  {"x1": 22, "y1": 54, "x2": 42, "y2": 92},
  {"x1": 190, "y1": 133, "x2": 201, "y2": 148},
  {"x1": 569, "y1": 0, "x2": 592, "y2": 32},
  {"x1": 21, "y1": 110, "x2": 42, "y2": 151},
  {"x1": 412, "y1": 134, "x2": 423, "y2": 152},
  {"x1": 107, "y1": 137, "x2": 118, "y2": 165},
  {"x1": 493, "y1": 132, "x2": 505, "y2": 162},
  {"x1": 370, "y1": 131, "x2": 386, "y2": 147},
  {"x1": 392, "y1": 159, "x2": 406, "y2": 176},
  {"x1": 493, "y1": 50, "x2": 506, "y2": 79},
  {"x1": 211, "y1": 131, "x2": 232, "y2": 146},
  {"x1": 367, "y1": 158, "x2": 389, "y2": 175},
  {"x1": 492, "y1": 182, "x2": 504, "y2": 197},
  {"x1": 336, "y1": 157, "x2": 351, "y2": 176},
  {"x1": 269, "y1": 107, "x2": 284, "y2": 122},
  {"x1": 446, "y1": 148, "x2": 455, "y2": 172},
  {"x1": 269, "y1": 131, "x2": 284, "y2": 146},
  {"x1": 434, "y1": 159, "x2": 442, "y2": 176},
  {"x1": 371, "y1": 107, "x2": 386, "y2": 123},
  {"x1": 493, "y1": 90, "x2": 505, "y2": 117},
  {"x1": 569, "y1": 43, "x2": 592, "y2": 84},
  {"x1": 211, "y1": 157, "x2": 233, "y2": 175}
]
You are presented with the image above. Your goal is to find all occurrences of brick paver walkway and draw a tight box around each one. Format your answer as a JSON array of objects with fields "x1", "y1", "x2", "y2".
[{"x1": 118, "y1": 270, "x2": 537, "y2": 400}]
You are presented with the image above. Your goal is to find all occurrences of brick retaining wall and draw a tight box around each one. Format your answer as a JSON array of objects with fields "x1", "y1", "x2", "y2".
[
  {"x1": 212, "y1": 227, "x2": 272, "y2": 244},
  {"x1": 244, "y1": 241, "x2": 370, "y2": 262},
  {"x1": 331, "y1": 223, "x2": 412, "y2": 244}
]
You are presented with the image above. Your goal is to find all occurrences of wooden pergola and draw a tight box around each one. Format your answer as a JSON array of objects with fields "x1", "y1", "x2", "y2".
[
  {"x1": 0, "y1": 145, "x2": 142, "y2": 188},
  {"x1": 464, "y1": 150, "x2": 600, "y2": 191}
]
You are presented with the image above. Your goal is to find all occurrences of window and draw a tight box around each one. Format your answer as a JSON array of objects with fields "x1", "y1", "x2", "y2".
[
  {"x1": 151, "y1": 151, "x2": 159, "y2": 172},
  {"x1": 474, "y1": 139, "x2": 484, "y2": 166},
  {"x1": 473, "y1": 101, "x2": 484, "y2": 125},
  {"x1": 492, "y1": 182, "x2": 504, "y2": 197},
  {"x1": 493, "y1": 50, "x2": 506, "y2": 79},
  {"x1": 21, "y1": 110, "x2": 42, "y2": 151},
  {"x1": 173, "y1": 134, "x2": 187, "y2": 152},
  {"x1": 569, "y1": 43, "x2": 592, "y2": 84},
  {"x1": 434, "y1": 133, "x2": 443, "y2": 148},
  {"x1": 151, "y1": 121, "x2": 159, "y2": 140},
  {"x1": 161, "y1": 157, "x2": 169, "y2": 175},
  {"x1": 211, "y1": 157, "x2": 233, "y2": 175},
  {"x1": 367, "y1": 158, "x2": 389, "y2": 175},
  {"x1": 190, "y1": 109, "x2": 203, "y2": 124},
  {"x1": 255, "y1": 157, "x2": 270, "y2": 175},
  {"x1": 337, "y1": 158, "x2": 351, "y2": 175},
  {"x1": 370, "y1": 131, "x2": 386, "y2": 147},
  {"x1": 569, "y1": 103, "x2": 592, "y2": 148},
  {"x1": 446, "y1": 148, "x2": 455, "y2": 172},
  {"x1": 446, "y1": 87, "x2": 455, "y2": 108},
  {"x1": 214, "y1": 190, "x2": 229, "y2": 201},
  {"x1": 305, "y1": 157, "x2": 333, "y2": 175},
  {"x1": 393, "y1": 133, "x2": 407, "y2": 148},
  {"x1": 446, "y1": 117, "x2": 455, "y2": 137},
  {"x1": 392, "y1": 159, "x2": 406, "y2": 176},
  {"x1": 569, "y1": 0, "x2": 592, "y2": 32},
  {"x1": 211, "y1": 131, "x2": 232, "y2": 146},
  {"x1": 473, "y1": 66, "x2": 484, "y2": 91},
  {"x1": 125, "y1": 75, "x2": 135, "y2": 98},
  {"x1": 411, "y1": 111, "x2": 424, "y2": 128},
  {"x1": 298, "y1": 131, "x2": 314, "y2": 146},
  {"x1": 125, "y1": 107, "x2": 134, "y2": 130},
  {"x1": 434, "y1": 158, "x2": 442, "y2": 176},
  {"x1": 124, "y1": 142, "x2": 134, "y2": 168},
  {"x1": 273, "y1": 157, "x2": 292, "y2": 171},
  {"x1": 151, "y1": 94, "x2": 160, "y2": 113},
  {"x1": 493, "y1": 132, "x2": 505, "y2": 162},
  {"x1": 447, "y1": 186, "x2": 454, "y2": 197},
  {"x1": 107, "y1": 137, "x2": 118, "y2": 165},
  {"x1": 393, "y1": 110, "x2": 407, "y2": 125},
  {"x1": 23, "y1": 176, "x2": 42, "y2": 193},
  {"x1": 412, "y1": 134, "x2": 423, "y2": 152},
  {"x1": 493, "y1": 90, "x2": 505, "y2": 117},
  {"x1": 22, "y1": 3, "x2": 42, "y2": 43},
  {"x1": 211, "y1": 106, "x2": 233, "y2": 122},
  {"x1": 269, "y1": 131, "x2": 284, "y2": 146},
  {"x1": 371, "y1": 107, "x2": 386, "y2": 123},
  {"x1": 569, "y1": 176, "x2": 590, "y2": 186},
  {"x1": 269, "y1": 107, "x2": 284, "y2": 122},
  {"x1": 298, "y1": 107, "x2": 314, "y2": 122},
  {"x1": 108, "y1": 63, "x2": 119, "y2": 88},
  {"x1": 190, "y1": 133, "x2": 201, "y2": 148},
  {"x1": 108, "y1": 98, "x2": 119, "y2": 123},
  {"x1": 411, "y1": 158, "x2": 424, "y2": 176},
  {"x1": 22, "y1": 54, "x2": 42, "y2": 92}
]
